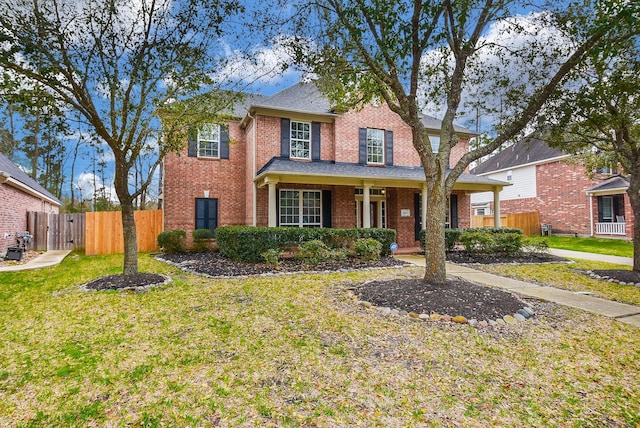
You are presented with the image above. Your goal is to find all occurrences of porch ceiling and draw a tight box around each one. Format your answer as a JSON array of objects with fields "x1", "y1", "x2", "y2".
[{"x1": 255, "y1": 158, "x2": 510, "y2": 192}]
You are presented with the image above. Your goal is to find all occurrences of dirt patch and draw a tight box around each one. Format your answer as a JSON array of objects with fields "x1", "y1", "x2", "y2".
[{"x1": 83, "y1": 273, "x2": 169, "y2": 291}]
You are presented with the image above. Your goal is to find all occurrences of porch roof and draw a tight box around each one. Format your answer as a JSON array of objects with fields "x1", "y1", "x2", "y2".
[
  {"x1": 586, "y1": 176, "x2": 629, "y2": 196},
  {"x1": 255, "y1": 158, "x2": 509, "y2": 192}
]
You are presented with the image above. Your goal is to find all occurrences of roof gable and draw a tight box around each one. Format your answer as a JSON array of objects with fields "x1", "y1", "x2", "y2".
[
  {"x1": 473, "y1": 136, "x2": 566, "y2": 175},
  {"x1": 0, "y1": 152, "x2": 61, "y2": 204}
]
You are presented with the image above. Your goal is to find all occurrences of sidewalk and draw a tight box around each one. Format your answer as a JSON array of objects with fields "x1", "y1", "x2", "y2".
[
  {"x1": 0, "y1": 250, "x2": 71, "y2": 272},
  {"x1": 395, "y1": 254, "x2": 640, "y2": 328},
  {"x1": 549, "y1": 248, "x2": 633, "y2": 266}
]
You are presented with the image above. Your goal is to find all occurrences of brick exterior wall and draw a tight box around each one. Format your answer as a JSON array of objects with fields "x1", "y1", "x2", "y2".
[
  {"x1": 162, "y1": 94, "x2": 476, "y2": 249},
  {"x1": 489, "y1": 160, "x2": 634, "y2": 238},
  {"x1": 0, "y1": 183, "x2": 59, "y2": 255}
]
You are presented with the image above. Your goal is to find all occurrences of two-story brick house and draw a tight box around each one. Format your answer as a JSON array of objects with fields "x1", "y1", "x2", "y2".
[
  {"x1": 471, "y1": 136, "x2": 633, "y2": 238},
  {"x1": 161, "y1": 82, "x2": 509, "y2": 250}
]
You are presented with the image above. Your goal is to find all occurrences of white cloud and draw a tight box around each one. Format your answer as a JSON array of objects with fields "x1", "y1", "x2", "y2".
[
  {"x1": 420, "y1": 12, "x2": 574, "y2": 135},
  {"x1": 215, "y1": 36, "x2": 301, "y2": 89},
  {"x1": 75, "y1": 172, "x2": 117, "y2": 202}
]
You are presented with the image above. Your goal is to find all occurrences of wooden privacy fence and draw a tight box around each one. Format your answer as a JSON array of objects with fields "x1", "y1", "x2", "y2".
[
  {"x1": 85, "y1": 210, "x2": 163, "y2": 255},
  {"x1": 27, "y1": 212, "x2": 85, "y2": 251},
  {"x1": 471, "y1": 211, "x2": 540, "y2": 236}
]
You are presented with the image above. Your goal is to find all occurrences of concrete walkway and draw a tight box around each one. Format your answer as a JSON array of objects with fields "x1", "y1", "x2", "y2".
[
  {"x1": 395, "y1": 254, "x2": 640, "y2": 328},
  {"x1": 0, "y1": 250, "x2": 71, "y2": 273},
  {"x1": 549, "y1": 248, "x2": 633, "y2": 266}
]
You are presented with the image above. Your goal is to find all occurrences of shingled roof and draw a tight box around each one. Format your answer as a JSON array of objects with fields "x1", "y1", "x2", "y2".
[
  {"x1": 587, "y1": 176, "x2": 629, "y2": 194},
  {"x1": 0, "y1": 152, "x2": 61, "y2": 205},
  {"x1": 473, "y1": 136, "x2": 567, "y2": 175},
  {"x1": 250, "y1": 82, "x2": 475, "y2": 134},
  {"x1": 256, "y1": 157, "x2": 508, "y2": 189}
]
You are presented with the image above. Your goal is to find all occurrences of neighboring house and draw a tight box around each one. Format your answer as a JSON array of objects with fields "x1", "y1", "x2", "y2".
[
  {"x1": 0, "y1": 152, "x2": 61, "y2": 255},
  {"x1": 161, "y1": 82, "x2": 509, "y2": 250},
  {"x1": 471, "y1": 136, "x2": 633, "y2": 238}
]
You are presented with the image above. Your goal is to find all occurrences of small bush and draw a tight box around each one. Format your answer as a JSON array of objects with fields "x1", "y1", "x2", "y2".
[
  {"x1": 523, "y1": 237, "x2": 550, "y2": 256},
  {"x1": 192, "y1": 229, "x2": 214, "y2": 252},
  {"x1": 157, "y1": 230, "x2": 186, "y2": 253},
  {"x1": 354, "y1": 238, "x2": 382, "y2": 260},
  {"x1": 492, "y1": 232, "x2": 523, "y2": 256},
  {"x1": 261, "y1": 248, "x2": 281, "y2": 266},
  {"x1": 296, "y1": 240, "x2": 330, "y2": 266},
  {"x1": 459, "y1": 231, "x2": 494, "y2": 254}
]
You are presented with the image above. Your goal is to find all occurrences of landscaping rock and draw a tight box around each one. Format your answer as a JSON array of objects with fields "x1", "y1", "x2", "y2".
[
  {"x1": 513, "y1": 313, "x2": 526, "y2": 322},
  {"x1": 452, "y1": 315, "x2": 468, "y2": 324},
  {"x1": 503, "y1": 315, "x2": 517, "y2": 324}
]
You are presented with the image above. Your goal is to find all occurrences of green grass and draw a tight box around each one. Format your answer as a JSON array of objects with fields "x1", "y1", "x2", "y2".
[
  {"x1": 541, "y1": 235, "x2": 634, "y2": 258},
  {"x1": 0, "y1": 251, "x2": 639, "y2": 427}
]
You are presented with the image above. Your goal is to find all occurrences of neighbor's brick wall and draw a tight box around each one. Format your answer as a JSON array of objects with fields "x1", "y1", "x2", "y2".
[
  {"x1": 492, "y1": 160, "x2": 627, "y2": 236},
  {"x1": 0, "y1": 183, "x2": 59, "y2": 254},
  {"x1": 162, "y1": 121, "x2": 247, "y2": 245}
]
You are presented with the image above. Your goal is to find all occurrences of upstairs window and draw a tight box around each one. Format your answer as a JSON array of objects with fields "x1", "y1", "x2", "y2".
[
  {"x1": 366, "y1": 128, "x2": 385, "y2": 164},
  {"x1": 290, "y1": 121, "x2": 311, "y2": 159},
  {"x1": 198, "y1": 124, "x2": 220, "y2": 158}
]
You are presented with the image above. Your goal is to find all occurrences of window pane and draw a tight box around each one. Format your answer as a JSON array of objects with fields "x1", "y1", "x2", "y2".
[
  {"x1": 602, "y1": 197, "x2": 613, "y2": 220},
  {"x1": 290, "y1": 121, "x2": 311, "y2": 159},
  {"x1": 198, "y1": 124, "x2": 220, "y2": 158},
  {"x1": 366, "y1": 128, "x2": 384, "y2": 164},
  {"x1": 279, "y1": 190, "x2": 321, "y2": 227}
]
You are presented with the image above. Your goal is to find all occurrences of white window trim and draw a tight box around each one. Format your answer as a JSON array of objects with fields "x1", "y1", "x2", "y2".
[
  {"x1": 366, "y1": 128, "x2": 385, "y2": 165},
  {"x1": 197, "y1": 123, "x2": 220, "y2": 159},
  {"x1": 279, "y1": 189, "x2": 322, "y2": 227},
  {"x1": 290, "y1": 120, "x2": 311, "y2": 160}
]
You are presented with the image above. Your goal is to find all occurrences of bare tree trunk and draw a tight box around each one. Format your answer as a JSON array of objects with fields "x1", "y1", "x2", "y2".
[
  {"x1": 423, "y1": 176, "x2": 448, "y2": 284},
  {"x1": 627, "y1": 176, "x2": 640, "y2": 272},
  {"x1": 120, "y1": 200, "x2": 138, "y2": 275}
]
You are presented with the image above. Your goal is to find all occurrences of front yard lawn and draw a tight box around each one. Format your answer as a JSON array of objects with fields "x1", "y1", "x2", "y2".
[
  {"x1": 0, "y1": 252, "x2": 639, "y2": 426},
  {"x1": 542, "y1": 235, "x2": 634, "y2": 258}
]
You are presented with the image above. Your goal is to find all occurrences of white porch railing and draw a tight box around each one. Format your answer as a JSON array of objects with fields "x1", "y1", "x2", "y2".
[{"x1": 595, "y1": 222, "x2": 626, "y2": 235}]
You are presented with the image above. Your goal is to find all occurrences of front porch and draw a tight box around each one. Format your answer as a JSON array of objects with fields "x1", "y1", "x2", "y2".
[
  {"x1": 254, "y1": 158, "x2": 510, "y2": 248},
  {"x1": 595, "y1": 221, "x2": 626, "y2": 236}
]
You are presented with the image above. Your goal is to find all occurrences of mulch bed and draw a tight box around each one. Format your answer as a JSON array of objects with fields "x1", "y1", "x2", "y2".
[
  {"x1": 591, "y1": 269, "x2": 640, "y2": 284},
  {"x1": 83, "y1": 250, "x2": 636, "y2": 321}
]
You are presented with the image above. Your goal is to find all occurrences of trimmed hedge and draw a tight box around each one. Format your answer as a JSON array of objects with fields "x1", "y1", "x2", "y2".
[
  {"x1": 420, "y1": 227, "x2": 524, "y2": 252},
  {"x1": 157, "y1": 229, "x2": 186, "y2": 253},
  {"x1": 215, "y1": 226, "x2": 396, "y2": 262}
]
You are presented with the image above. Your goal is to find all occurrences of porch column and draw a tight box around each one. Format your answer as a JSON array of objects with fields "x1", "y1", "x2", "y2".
[
  {"x1": 363, "y1": 182, "x2": 371, "y2": 228},
  {"x1": 421, "y1": 185, "x2": 428, "y2": 231},
  {"x1": 493, "y1": 186, "x2": 501, "y2": 228},
  {"x1": 589, "y1": 194, "x2": 594, "y2": 237},
  {"x1": 267, "y1": 179, "x2": 278, "y2": 227}
]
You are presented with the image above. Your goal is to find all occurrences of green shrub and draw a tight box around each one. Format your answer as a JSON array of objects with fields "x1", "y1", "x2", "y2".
[
  {"x1": 296, "y1": 240, "x2": 330, "y2": 266},
  {"x1": 215, "y1": 226, "x2": 395, "y2": 262},
  {"x1": 354, "y1": 238, "x2": 382, "y2": 261},
  {"x1": 459, "y1": 231, "x2": 495, "y2": 254},
  {"x1": 261, "y1": 248, "x2": 281, "y2": 266},
  {"x1": 523, "y1": 237, "x2": 550, "y2": 256},
  {"x1": 157, "y1": 229, "x2": 186, "y2": 253},
  {"x1": 192, "y1": 229, "x2": 214, "y2": 252},
  {"x1": 492, "y1": 232, "x2": 523, "y2": 256}
]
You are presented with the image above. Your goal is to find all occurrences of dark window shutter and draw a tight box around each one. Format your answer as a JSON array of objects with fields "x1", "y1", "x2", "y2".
[
  {"x1": 358, "y1": 128, "x2": 367, "y2": 164},
  {"x1": 188, "y1": 130, "x2": 197, "y2": 157},
  {"x1": 615, "y1": 195, "x2": 624, "y2": 219},
  {"x1": 312, "y1": 122, "x2": 321, "y2": 161},
  {"x1": 322, "y1": 190, "x2": 332, "y2": 228},
  {"x1": 597, "y1": 196, "x2": 604, "y2": 222},
  {"x1": 450, "y1": 194, "x2": 459, "y2": 229},
  {"x1": 414, "y1": 193, "x2": 421, "y2": 240},
  {"x1": 385, "y1": 130, "x2": 393, "y2": 166},
  {"x1": 195, "y1": 198, "x2": 218, "y2": 233},
  {"x1": 281, "y1": 118, "x2": 290, "y2": 158},
  {"x1": 220, "y1": 125, "x2": 229, "y2": 159}
]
